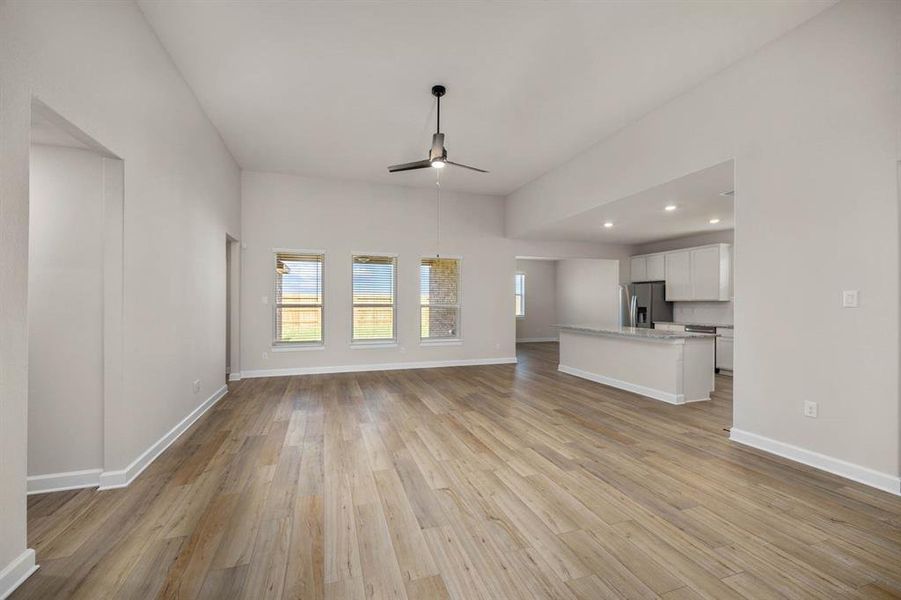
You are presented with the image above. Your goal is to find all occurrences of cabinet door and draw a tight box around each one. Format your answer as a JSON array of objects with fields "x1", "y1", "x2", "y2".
[
  {"x1": 690, "y1": 246, "x2": 721, "y2": 300},
  {"x1": 646, "y1": 254, "x2": 665, "y2": 280},
  {"x1": 630, "y1": 256, "x2": 647, "y2": 282},
  {"x1": 716, "y1": 337, "x2": 734, "y2": 370},
  {"x1": 664, "y1": 251, "x2": 690, "y2": 300}
]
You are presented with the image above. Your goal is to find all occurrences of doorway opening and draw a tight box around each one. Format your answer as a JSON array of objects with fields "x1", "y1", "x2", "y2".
[
  {"x1": 513, "y1": 256, "x2": 621, "y2": 366},
  {"x1": 226, "y1": 235, "x2": 240, "y2": 384},
  {"x1": 26, "y1": 99, "x2": 123, "y2": 495}
]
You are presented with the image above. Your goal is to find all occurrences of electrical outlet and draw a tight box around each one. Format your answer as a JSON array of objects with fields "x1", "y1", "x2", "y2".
[
  {"x1": 193, "y1": 379, "x2": 201, "y2": 394},
  {"x1": 262, "y1": 295, "x2": 269, "y2": 305},
  {"x1": 262, "y1": 352, "x2": 269, "y2": 360},
  {"x1": 803, "y1": 400, "x2": 818, "y2": 418}
]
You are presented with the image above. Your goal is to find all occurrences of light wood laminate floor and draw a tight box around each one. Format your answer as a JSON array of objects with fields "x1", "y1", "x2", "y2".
[{"x1": 15, "y1": 342, "x2": 901, "y2": 599}]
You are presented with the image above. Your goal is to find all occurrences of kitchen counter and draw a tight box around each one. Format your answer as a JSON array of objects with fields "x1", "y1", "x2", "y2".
[
  {"x1": 556, "y1": 324, "x2": 718, "y2": 341},
  {"x1": 556, "y1": 324, "x2": 715, "y2": 404},
  {"x1": 654, "y1": 321, "x2": 733, "y2": 329}
]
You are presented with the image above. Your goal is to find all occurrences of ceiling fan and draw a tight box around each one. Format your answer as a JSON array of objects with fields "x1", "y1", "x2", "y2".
[{"x1": 387, "y1": 85, "x2": 488, "y2": 174}]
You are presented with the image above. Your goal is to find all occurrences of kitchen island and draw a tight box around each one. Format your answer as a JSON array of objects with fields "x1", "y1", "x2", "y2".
[{"x1": 556, "y1": 324, "x2": 716, "y2": 404}]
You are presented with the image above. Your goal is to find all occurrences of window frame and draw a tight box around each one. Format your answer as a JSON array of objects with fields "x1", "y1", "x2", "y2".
[
  {"x1": 272, "y1": 248, "x2": 325, "y2": 348},
  {"x1": 419, "y1": 256, "x2": 463, "y2": 345},
  {"x1": 351, "y1": 252, "x2": 398, "y2": 346},
  {"x1": 515, "y1": 271, "x2": 526, "y2": 319}
]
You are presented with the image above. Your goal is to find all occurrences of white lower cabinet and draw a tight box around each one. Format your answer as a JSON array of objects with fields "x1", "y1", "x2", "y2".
[{"x1": 716, "y1": 328, "x2": 733, "y2": 371}]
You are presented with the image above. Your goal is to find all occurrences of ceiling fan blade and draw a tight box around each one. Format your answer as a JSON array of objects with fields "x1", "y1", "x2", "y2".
[
  {"x1": 430, "y1": 133, "x2": 445, "y2": 161},
  {"x1": 447, "y1": 160, "x2": 488, "y2": 173},
  {"x1": 387, "y1": 159, "x2": 432, "y2": 173}
]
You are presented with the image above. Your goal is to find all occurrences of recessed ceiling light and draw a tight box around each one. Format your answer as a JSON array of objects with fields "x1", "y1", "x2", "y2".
[
  {"x1": 709, "y1": 218, "x2": 721, "y2": 224},
  {"x1": 603, "y1": 222, "x2": 614, "y2": 228},
  {"x1": 664, "y1": 205, "x2": 677, "y2": 211}
]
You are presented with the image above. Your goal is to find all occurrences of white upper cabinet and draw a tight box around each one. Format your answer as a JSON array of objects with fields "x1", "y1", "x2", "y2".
[
  {"x1": 690, "y1": 246, "x2": 722, "y2": 300},
  {"x1": 664, "y1": 250, "x2": 691, "y2": 300},
  {"x1": 633, "y1": 243, "x2": 731, "y2": 301},
  {"x1": 630, "y1": 256, "x2": 647, "y2": 282},
  {"x1": 630, "y1": 253, "x2": 665, "y2": 282},
  {"x1": 646, "y1": 254, "x2": 665, "y2": 281}
]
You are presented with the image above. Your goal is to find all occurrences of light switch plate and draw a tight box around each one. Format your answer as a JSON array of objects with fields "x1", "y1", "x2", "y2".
[{"x1": 842, "y1": 290, "x2": 859, "y2": 308}]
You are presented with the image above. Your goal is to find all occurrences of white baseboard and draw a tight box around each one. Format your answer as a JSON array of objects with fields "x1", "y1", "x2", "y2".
[
  {"x1": 98, "y1": 384, "x2": 228, "y2": 490},
  {"x1": 26, "y1": 468, "x2": 102, "y2": 495},
  {"x1": 558, "y1": 364, "x2": 690, "y2": 405},
  {"x1": 730, "y1": 428, "x2": 901, "y2": 496},
  {"x1": 516, "y1": 337, "x2": 558, "y2": 343},
  {"x1": 228, "y1": 372, "x2": 242, "y2": 381},
  {"x1": 0, "y1": 549, "x2": 37, "y2": 600},
  {"x1": 241, "y1": 356, "x2": 517, "y2": 379}
]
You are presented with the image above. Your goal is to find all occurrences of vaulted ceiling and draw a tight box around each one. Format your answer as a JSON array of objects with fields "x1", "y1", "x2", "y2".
[{"x1": 139, "y1": 1, "x2": 833, "y2": 196}]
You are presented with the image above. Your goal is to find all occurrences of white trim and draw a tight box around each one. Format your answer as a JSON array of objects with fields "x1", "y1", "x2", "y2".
[
  {"x1": 26, "y1": 468, "x2": 102, "y2": 495},
  {"x1": 516, "y1": 337, "x2": 558, "y2": 343},
  {"x1": 558, "y1": 364, "x2": 701, "y2": 405},
  {"x1": 98, "y1": 385, "x2": 228, "y2": 490},
  {"x1": 272, "y1": 247, "x2": 326, "y2": 254},
  {"x1": 0, "y1": 549, "x2": 37, "y2": 600},
  {"x1": 242, "y1": 357, "x2": 516, "y2": 379},
  {"x1": 420, "y1": 339, "x2": 463, "y2": 347},
  {"x1": 730, "y1": 428, "x2": 901, "y2": 496},
  {"x1": 350, "y1": 342, "x2": 399, "y2": 349},
  {"x1": 271, "y1": 344, "x2": 325, "y2": 352},
  {"x1": 228, "y1": 372, "x2": 242, "y2": 381},
  {"x1": 351, "y1": 250, "x2": 398, "y2": 258}
]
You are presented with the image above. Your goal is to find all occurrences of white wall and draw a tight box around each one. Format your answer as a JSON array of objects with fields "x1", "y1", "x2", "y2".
[
  {"x1": 507, "y1": 1, "x2": 900, "y2": 487},
  {"x1": 28, "y1": 145, "x2": 104, "y2": 476},
  {"x1": 513, "y1": 238, "x2": 633, "y2": 283},
  {"x1": 556, "y1": 259, "x2": 620, "y2": 327},
  {"x1": 632, "y1": 229, "x2": 734, "y2": 255},
  {"x1": 633, "y1": 230, "x2": 735, "y2": 326},
  {"x1": 0, "y1": 0, "x2": 241, "y2": 579},
  {"x1": 515, "y1": 259, "x2": 558, "y2": 341},
  {"x1": 241, "y1": 171, "x2": 629, "y2": 376},
  {"x1": 241, "y1": 171, "x2": 515, "y2": 374}
]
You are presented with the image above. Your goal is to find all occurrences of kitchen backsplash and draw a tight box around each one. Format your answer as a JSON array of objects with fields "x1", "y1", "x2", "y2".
[{"x1": 673, "y1": 300, "x2": 734, "y2": 325}]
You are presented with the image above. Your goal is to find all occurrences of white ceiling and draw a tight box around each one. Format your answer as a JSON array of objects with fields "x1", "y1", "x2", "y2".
[
  {"x1": 138, "y1": 1, "x2": 832, "y2": 196},
  {"x1": 530, "y1": 160, "x2": 735, "y2": 245}
]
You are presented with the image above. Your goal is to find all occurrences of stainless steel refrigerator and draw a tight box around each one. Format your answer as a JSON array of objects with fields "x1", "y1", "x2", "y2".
[{"x1": 618, "y1": 281, "x2": 672, "y2": 328}]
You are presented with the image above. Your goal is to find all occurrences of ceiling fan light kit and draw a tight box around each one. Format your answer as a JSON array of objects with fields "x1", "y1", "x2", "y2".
[{"x1": 387, "y1": 84, "x2": 488, "y2": 174}]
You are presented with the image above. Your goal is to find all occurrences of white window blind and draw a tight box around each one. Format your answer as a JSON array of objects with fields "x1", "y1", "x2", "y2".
[
  {"x1": 515, "y1": 272, "x2": 525, "y2": 318},
  {"x1": 274, "y1": 252, "x2": 324, "y2": 345},
  {"x1": 420, "y1": 257, "x2": 460, "y2": 340},
  {"x1": 352, "y1": 255, "x2": 396, "y2": 342}
]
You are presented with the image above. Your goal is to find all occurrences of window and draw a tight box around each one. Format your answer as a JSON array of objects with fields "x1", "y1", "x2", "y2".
[
  {"x1": 352, "y1": 255, "x2": 396, "y2": 342},
  {"x1": 515, "y1": 272, "x2": 525, "y2": 318},
  {"x1": 274, "y1": 252, "x2": 324, "y2": 345},
  {"x1": 420, "y1": 257, "x2": 461, "y2": 340}
]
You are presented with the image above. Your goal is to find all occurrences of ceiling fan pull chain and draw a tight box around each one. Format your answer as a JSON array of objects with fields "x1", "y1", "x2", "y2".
[{"x1": 435, "y1": 170, "x2": 441, "y2": 258}]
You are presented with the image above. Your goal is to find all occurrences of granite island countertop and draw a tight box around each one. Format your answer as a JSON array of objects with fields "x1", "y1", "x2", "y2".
[
  {"x1": 556, "y1": 324, "x2": 718, "y2": 341},
  {"x1": 654, "y1": 321, "x2": 734, "y2": 329}
]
